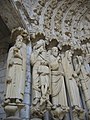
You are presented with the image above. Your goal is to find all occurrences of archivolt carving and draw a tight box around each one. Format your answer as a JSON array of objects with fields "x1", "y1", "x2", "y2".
[
  {"x1": 25, "y1": 0, "x2": 90, "y2": 45},
  {"x1": 19, "y1": 0, "x2": 90, "y2": 46}
]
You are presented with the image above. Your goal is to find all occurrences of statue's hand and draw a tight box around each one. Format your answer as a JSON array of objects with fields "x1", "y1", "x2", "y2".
[
  {"x1": 78, "y1": 82, "x2": 81, "y2": 87},
  {"x1": 72, "y1": 72, "x2": 77, "y2": 78},
  {"x1": 22, "y1": 67, "x2": 23, "y2": 71},
  {"x1": 76, "y1": 80, "x2": 81, "y2": 87},
  {"x1": 57, "y1": 54, "x2": 61, "y2": 62},
  {"x1": 86, "y1": 73, "x2": 90, "y2": 77},
  {"x1": 9, "y1": 59, "x2": 14, "y2": 66},
  {"x1": 6, "y1": 76, "x2": 12, "y2": 84},
  {"x1": 61, "y1": 72, "x2": 65, "y2": 76}
]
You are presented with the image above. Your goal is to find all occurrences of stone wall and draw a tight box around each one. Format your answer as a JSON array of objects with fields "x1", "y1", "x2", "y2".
[
  {"x1": 0, "y1": 0, "x2": 90, "y2": 120},
  {"x1": 0, "y1": 41, "x2": 9, "y2": 120}
]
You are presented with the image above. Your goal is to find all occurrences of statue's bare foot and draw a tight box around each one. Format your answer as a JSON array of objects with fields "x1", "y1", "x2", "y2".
[
  {"x1": 4, "y1": 99, "x2": 10, "y2": 104},
  {"x1": 73, "y1": 106, "x2": 83, "y2": 113},
  {"x1": 16, "y1": 99, "x2": 21, "y2": 104},
  {"x1": 62, "y1": 106, "x2": 69, "y2": 112}
]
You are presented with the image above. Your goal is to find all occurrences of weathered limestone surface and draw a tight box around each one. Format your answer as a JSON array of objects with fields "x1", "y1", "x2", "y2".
[
  {"x1": 0, "y1": 42, "x2": 9, "y2": 120},
  {"x1": 2, "y1": 27, "x2": 31, "y2": 120},
  {"x1": 20, "y1": 43, "x2": 32, "y2": 120},
  {"x1": 0, "y1": 0, "x2": 90, "y2": 120}
]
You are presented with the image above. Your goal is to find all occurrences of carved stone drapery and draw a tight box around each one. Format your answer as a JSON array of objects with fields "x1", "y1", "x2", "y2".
[
  {"x1": 30, "y1": 35, "x2": 90, "y2": 120},
  {"x1": 1, "y1": 0, "x2": 90, "y2": 120},
  {"x1": 3, "y1": 27, "x2": 30, "y2": 120},
  {"x1": 62, "y1": 50, "x2": 84, "y2": 116},
  {"x1": 31, "y1": 39, "x2": 52, "y2": 119},
  {"x1": 50, "y1": 47, "x2": 69, "y2": 120}
]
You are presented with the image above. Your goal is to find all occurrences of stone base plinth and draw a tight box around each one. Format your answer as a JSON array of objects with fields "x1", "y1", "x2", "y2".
[{"x1": 4, "y1": 116, "x2": 21, "y2": 120}]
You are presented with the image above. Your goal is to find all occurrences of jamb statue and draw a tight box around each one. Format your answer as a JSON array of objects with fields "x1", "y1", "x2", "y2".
[
  {"x1": 30, "y1": 39, "x2": 52, "y2": 117},
  {"x1": 2, "y1": 34, "x2": 27, "y2": 119},
  {"x1": 49, "y1": 47, "x2": 69, "y2": 119},
  {"x1": 5, "y1": 35, "x2": 26, "y2": 105},
  {"x1": 62, "y1": 50, "x2": 84, "y2": 115}
]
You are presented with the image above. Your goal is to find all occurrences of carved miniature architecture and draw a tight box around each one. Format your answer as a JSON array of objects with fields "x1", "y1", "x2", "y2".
[{"x1": 0, "y1": 0, "x2": 90, "y2": 120}]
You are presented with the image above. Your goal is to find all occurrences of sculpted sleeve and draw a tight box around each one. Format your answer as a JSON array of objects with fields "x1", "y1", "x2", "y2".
[{"x1": 30, "y1": 51, "x2": 38, "y2": 65}]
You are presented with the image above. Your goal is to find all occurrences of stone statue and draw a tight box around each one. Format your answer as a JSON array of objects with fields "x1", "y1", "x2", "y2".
[
  {"x1": 72, "y1": 56, "x2": 81, "y2": 86},
  {"x1": 5, "y1": 35, "x2": 26, "y2": 104},
  {"x1": 30, "y1": 39, "x2": 52, "y2": 116},
  {"x1": 86, "y1": 42, "x2": 90, "y2": 54},
  {"x1": 62, "y1": 50, "x2": 83, "y2": 113},
  {"x1": 76, "y1": 56, "x2": 90, "y2": 115},
  {"x1": 49, "y1": 47, "x2": 69, "y2": 119}
]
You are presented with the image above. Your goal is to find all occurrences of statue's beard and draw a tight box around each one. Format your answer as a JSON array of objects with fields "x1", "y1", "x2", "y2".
[
  {"x1": 16, "y1": 44, "x2": 22, "y2": 49},
  {"x1": 53, "y1": 53, "x2": 58, "y2": 57}
]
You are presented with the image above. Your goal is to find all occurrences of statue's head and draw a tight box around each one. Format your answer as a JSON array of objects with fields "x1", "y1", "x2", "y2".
[
  {"x1": 34, "y1": 39, "x2": 46, "y2": 49},
  {"x1": 79, "y1": 56, "x2": 83, "y2": 64},
  {"x1": 15, "y1": 35, "x2": 23, "y2": 48},
  {"x1": 65, "y1": 50, "x2": 72, "y2": 62},
  {"x1": 65, "y1": 50, "x2": 72, "y2": 57},
  {"x1": 51, "y1": 47, "x2": 58, "y2": 57},
  {"x1": 87, "y1": 42, "x2": 90, "y2": 48}
]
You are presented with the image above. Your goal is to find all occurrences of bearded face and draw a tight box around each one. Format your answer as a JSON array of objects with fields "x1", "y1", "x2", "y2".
[
  {"x1": 15, "y1": 35, "x2": 23, "y2": 48},
  {"x1": 52, "y1": 47, "x2": 58, "y2": 57}
]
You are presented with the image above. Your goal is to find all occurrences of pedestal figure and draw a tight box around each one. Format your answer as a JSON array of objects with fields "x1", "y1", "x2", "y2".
[
  {"x1": 3, "y1": 34, "x2": 27, "y2": 119},
  {"x1": 50, "y1": 47, "x2": 69, "y2": 119}
]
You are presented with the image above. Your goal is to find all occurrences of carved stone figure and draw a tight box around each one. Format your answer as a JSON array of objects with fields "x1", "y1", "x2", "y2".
[
  {"x1": 85, "y1": 54, "x2": 90, "y2": 74},
  {"x1": 49, "y1": 47, "x2": 69, "y2": 119},
  {"x1": 31, "y1": 39, "x2": 52, "y2": 117},
  {"x1": 62, "y1": 50, "x2": 83, "y2": 113},
  {"x1": 76, "y1": 56, "x2": 90, "y2": 115},
  {"x1": 86, "y1": 42, "x2": 90, "y2": 54},
  {"x1": 5, "y1": 35, "x2": 26, "y2": 104}
]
